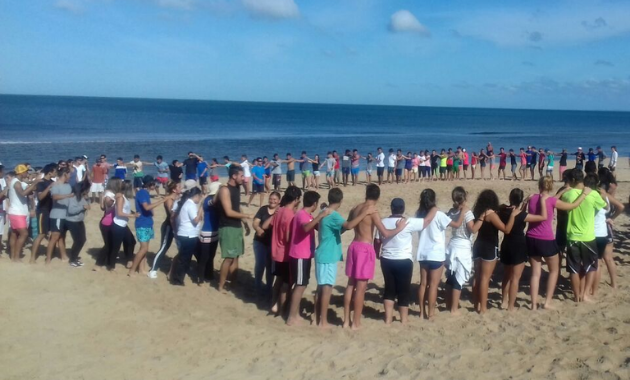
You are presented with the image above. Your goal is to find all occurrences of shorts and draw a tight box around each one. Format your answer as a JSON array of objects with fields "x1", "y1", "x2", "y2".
[
  {"x1": 546, "y1": 166, "x2": 553, "y2": 173},
  {"x1": 50, "y1": 217, "x2": 66, "y2": 233},
  {"x1": 447, "y1": 165, "x2": 453, "y2": 172},
  {"x1": 286, "y1": 170, "x2": 295, "y2": 182},
  {"x1": 302, "y1": 170, "x2": 311, "y2": 177},
  {"x1": 511, "y1": 163, "x2": 517, "y2": 173},
  {"x1": 446, "y1": 270, "x2": 463, "y2": 290},
  {"x1": 366, "y1": 169, "x2": 373, "y2": 175},
  {"x1": 273, "y1": 174, "x2": 282, "y2": 186},
  {"x1": 313, "y1": 171, "x2": 320, "y2": 177},
  {"x1": 566, "y1": 240, "x2": 598, "y2": 274},
  {"x1": 342, "y1": 167, "x2": 350, "y2": 175},
  {"x1": 156, "y1": 177, "x2": 169, "y2": 185},
  {"x1": 211, "y1": 175, "x2": 220, "y2": 182},
  {"x1": 219, "y1": 226, "x2": 244, "y2": 258},
  {"x1": 463, "y1": 164, "x2": 469, "y2": 170},
  {"x1": 37, "y1": 211, "x2": 50, "y2": 235},
  {"x1": 387, "y1": 167, "x2": 394, "y2": 174},
  {"x1": 272, "y1": 261, "x2": 290, "y2": 284},
  {"x1": 199, "y1": 176, "x2": 208, "y2": 186},
  {"x1": 133, "y1": 177, "x2": 144, "y2": 188},
  {"x1": 243, "y1": 176, "x2": 250, "y2": 183},
  {"x1": 30, "y1": 216, "x2": 38, "y2": 239},
  {"x1": 185, "y1": 173, "x2": 197, "y2": 181},
  {"x1": 412, "y1": 167, "x2": 418, "y2": 174},
  {"x1": 473, "y1": 241, "x2": 498, "y2": 261},
  {"x1": 290, "y1": 257, "x2": 311, "y2": 286},
  {"x1": 252, "y1": 183, "x2": 265, "y2": 194},
  {"x1": 526, "y1": 236, "x2": 558, "y2": 258},
  {"x1": 136, "y1": 227, "x2": 154, "y2": 243},
  {"x1": 0, "y1": 212, "x2": 5, "y2": 235},
  {"x1": 315, "y1": 262, "x2": 337, "y2": 286},
  {"x1": 326, "y1": 170, "x2": 334, "y2": 178},
  {"x1": 439, "y1": 167, "x2": 447, "y2": 174},
  {"x1": 90, "y1": 182, "x2": 105, "y2": 193},
  {"x1": 395, "y1": 168, "x2": 403, "y2": 176},
  {"x1": 345, "y1": 241, "x2": 376, "y2": 280},
  {"x1": 500, "y1": 237, "x2": 528, "y2": 265},
  {"x1": 499, "y1": 164, "x2": 506, "y2": 170},
  {"x1": 377, "y1": 167, "x2": 385, "y2": 177},
  {"x1": 531, "y1": 161, "x2": 537, "y2": 168},
  {"x1": 595, "y1": 236, "x2": 613, "y2": 259},
  {"x1": 419, "y1": 260, "x2": 444, "y2": 271},
  {"x1": 351, "y1": 167, "x2": 360, "y2": 176},
  {"x1": 480, "y1": 162, "x2": 486, "y2": 168},
  {"x1": 381, "y1": 257, "x2": 413, "y2": 307}
]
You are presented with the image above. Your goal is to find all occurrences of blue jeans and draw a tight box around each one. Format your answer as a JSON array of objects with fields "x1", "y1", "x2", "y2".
[
  {"x1": 173, "y1": 236, "x2": 198, "y2": 285},
  {"x1": 253, "y1": 240, "x2": 273, "y2": 294}
]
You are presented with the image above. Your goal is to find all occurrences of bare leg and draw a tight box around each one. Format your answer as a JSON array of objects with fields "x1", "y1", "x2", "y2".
[
  {"x1": 418, "y1": 265, "x2": 428, "y2": 319},
  {"x1": 128, "y1": 241, "x2": 148, "y2": 275},
  {"x1": 384, "y1": 299, "x2": 395, "y2": 325},
  {"x1": 287, "y1": 285, "x2": 306, "y2": 326},
  {"x1": 543, "y1": 255, "x2": 559, "y2": 309},
  {"x1": 30, "y1": 234, "x2": 46, "y2": 263},
  {"x1": 478, "y1": 260, "x2": 497, "y2": 314},
  {"x1": 343, "y1": 278, "x2": 356, "y2": 328},
  {"x1": 450, "y1": 288, "x2": 462, "y2": 315},
  {"x1": 218, "y1": 258, "x2": 234, "y2": 292},
  {"x1": 529, "y1": 257, "x2": 542, "y2": 310},
  {"x1": 351, "y1": 280, "x2": 367, "y2": 330},
  {"x1": 318, "y1": 285, "x2": 332, "y2": 328},
  {"x1": 508, "y1": 263, "x2": 525, "y2": 311},
  {"x1": 501, "y1": 265, "x2": 512, "y2": 309},
  {"x1": 583, "y1": 271, "x2": 596, "y2": 303},
  {"x1": 45, "y1": 232, "x2": 61, "y2": 264},
  {"x1": 427, "y1": 266, "x2": 444, "y2": 319},
  {"x1": 569, "y1": 273, "x2": 582, "y2": 302},
  {"x1": 603, "y1": 244, "x2": 617, "y2": 289}
]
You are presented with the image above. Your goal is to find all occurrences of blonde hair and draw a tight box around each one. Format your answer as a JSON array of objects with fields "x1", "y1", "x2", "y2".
[
  {"x1": 538, "y1": 175, "x2": 554, "y2": 192},
  {"x1": 166, "y1": 180, "x2": 179, "y2": 194}
]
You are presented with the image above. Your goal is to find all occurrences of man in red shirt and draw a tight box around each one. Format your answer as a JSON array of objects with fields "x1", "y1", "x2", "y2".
[
  {"x1": 498, "y1": 147, "x2": 508, "y2": 180},
  {"x1": 90, "y1": 157, "x2": 109, "y2": 204}
]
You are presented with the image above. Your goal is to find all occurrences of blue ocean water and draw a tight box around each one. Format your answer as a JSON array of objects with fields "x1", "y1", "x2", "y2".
[{"x1": 1, "y1": 94, "x2": 628, "y2": 172}]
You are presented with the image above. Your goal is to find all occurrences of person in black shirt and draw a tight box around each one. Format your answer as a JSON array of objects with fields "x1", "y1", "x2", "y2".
[
  {"x1": 183, "y1": 152, "x2": 200, "y2": 181},
  {"x1": 529, "y1": 146, "x2": 538, "y2": 181},
  {"x1": 572, "y1": 147, "x2": 586, "y2": 171},
  {"x1": 169, "y1": 160, "x2": 183, "y2": 183},
  {"x1": 596, "y1": 146, "x2": 607, "y2": 168},
  {"x1": 31, "y1": 163, "x2": 57, "y2": 263},
  {"x1": 558, "y1": 149, "x2": 568, "y2": 182}
]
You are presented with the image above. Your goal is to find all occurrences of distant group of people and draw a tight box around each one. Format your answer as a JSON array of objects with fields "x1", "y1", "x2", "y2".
[{"x1": 0, "y1": 143, "x2": 624, "y2": 328}]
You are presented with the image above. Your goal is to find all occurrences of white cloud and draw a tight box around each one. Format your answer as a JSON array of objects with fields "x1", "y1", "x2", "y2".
[
  {"x1": 388, "y1": 10, "x2": 430, "y2": 36},
  {"x1": 54, "y1": 0, "x2": 84, "y2": 14},
  {"x1": 242, "y1": 0, "x2": 300, "y2": 20}
]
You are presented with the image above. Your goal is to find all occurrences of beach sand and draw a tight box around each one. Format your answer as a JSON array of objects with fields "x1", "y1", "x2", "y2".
[{"x1": 2, "y1": 163, "x2": 630, "y2": 380}]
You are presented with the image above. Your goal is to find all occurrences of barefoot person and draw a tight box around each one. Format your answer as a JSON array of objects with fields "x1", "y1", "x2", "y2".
[
  {"x1": 286, "y1": 191, "x2": 330, "y2": 326},
  {"x1": 314, "y1": 188, "x2": 374, "y2": 328},
  {"x1": 216, "y1": 166, "x2": 251, "y2": 293},
  {"x1": 499, "y1": 188, "x2": 547, "y2": 311},
  {"x1": 8, "y1": 164, "x2": 42, "y2": 262},
  {"x1": 343, "y1": 184, "x2": 407, "y2": 330},
  {"x1": 416, "y1": 189, "x2": 466, "y2": 320},
  {"x1": 375, "y1": 198, "x2": 434, "y2": 325}
]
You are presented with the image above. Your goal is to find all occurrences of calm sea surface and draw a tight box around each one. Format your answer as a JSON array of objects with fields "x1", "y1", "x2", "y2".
[{"x1": 1, "y1": 95, "x2": 628, "y2": 173}]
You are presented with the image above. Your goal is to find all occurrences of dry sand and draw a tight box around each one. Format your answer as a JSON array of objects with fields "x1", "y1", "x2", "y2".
[{"x1": 2, "y1": 163, "x2": 630, "y2": 380}]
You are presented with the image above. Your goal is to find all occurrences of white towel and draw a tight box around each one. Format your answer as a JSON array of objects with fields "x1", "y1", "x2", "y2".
[{"x1": 446, "y1": 239, "x2": 473, "y2": 286}]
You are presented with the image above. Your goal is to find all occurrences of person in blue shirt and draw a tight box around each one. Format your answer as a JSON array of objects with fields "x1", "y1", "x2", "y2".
[
  {"x1": 154, "y1": 155, "x2": 170, "y2": 196},
  {"x1": 197, "y1": 156, "x2": 209, "y2": 194},
  {"x1": 114, "y1": 157, "x2": 127, "y2": 180},
  {"x1": 128, "y1": 175, "x2": 165, "y2": 276},
  {"x1": 587, "y1": 148, "x2": 597, "y2": 162},
  {"x1": 248, "y1": 157, "x2": 266, "y2": 208}
]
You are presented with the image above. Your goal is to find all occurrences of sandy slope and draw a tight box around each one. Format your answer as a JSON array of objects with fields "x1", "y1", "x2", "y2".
[{"x1": 1, "y1": 164, "x2": 630, "y2": 380}]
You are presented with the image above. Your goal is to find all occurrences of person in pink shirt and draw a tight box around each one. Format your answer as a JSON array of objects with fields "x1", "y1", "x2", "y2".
[
  {"x1": 264, "y1": 186, "x2": 302, "y2": 315},
  {"x1": 411, "y1": 153, "x2": 420, "y2": 182},
  {"x1": 286, "y1": 191, "x2": 331, "y2": 326},
  {"x1": 462, "y1": 148, "x2": 470, "y2": 180}
]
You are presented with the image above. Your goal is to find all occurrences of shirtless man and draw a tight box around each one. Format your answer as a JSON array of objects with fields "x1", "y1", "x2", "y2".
[{"x1": 343, "y1": 184, "x2": 407, "y2": 330}]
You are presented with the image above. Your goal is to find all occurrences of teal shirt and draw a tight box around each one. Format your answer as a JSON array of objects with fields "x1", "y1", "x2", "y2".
[
  {"x1": 548, "y1": 154, "x2": 555, "y2": 166},
  {"x1": 315, "y1": 211, "x2": 346, "y2": 264}
]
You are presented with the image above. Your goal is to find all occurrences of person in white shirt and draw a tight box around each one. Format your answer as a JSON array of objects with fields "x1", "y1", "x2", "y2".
[
  {"x1": 375, "y1": 147, "x2": 386, "y2": 185},
  {"x1": 375, "y1": 198, "x2": 435, "y2": 325},
  {"x1": 240, "y1": 155, "x2": 251, "y2": 197},
  {"x1": 172, "y1": 187, "x2": 204, "y2": 285},
  {"x1": 387, "y1": 149, "x2": 396, "y2": 184},
  {"x1": 415, "y1": 188, "x2": 467, "y2": 320},
  {"x1": 608, "y1": 146, "x2": 618, "y2": 176},
  {"x1": 7, "y1": 164, "x2": 41, "y2": 262}
]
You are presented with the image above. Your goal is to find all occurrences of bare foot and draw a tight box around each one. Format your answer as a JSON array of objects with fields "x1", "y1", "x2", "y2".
[
  {"x1": 271, "y1": 304, "x2": 279, "y2": 314},
  {"x1": 286, "y1": 317, "x2": 304, "y2": 327},
  {"x1": 450, "y1": 310, "x2": 461, "y2": 316},
  {"x1": 542, "y1": 302, "x2": 555, "y2": 310},
  {"x1": 583, "y1": 296, "x2": 595, "y2": 304},
  {"x1": 318, "y1": 323, "x2": 332, "y2": 330},
  {"x1": 351, "y1": 324, "x2": 362, "y2": 331},
  {"x1": 342, "y1": 321, "x2": 350, "y2": 329}
]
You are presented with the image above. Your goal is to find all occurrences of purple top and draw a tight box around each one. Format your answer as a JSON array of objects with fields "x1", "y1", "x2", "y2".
[{"x1": 526, "y1": 194, "x2": 557, "y2": 241}]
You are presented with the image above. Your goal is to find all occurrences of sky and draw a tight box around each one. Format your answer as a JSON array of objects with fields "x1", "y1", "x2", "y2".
[{"x1": 1, "y1": 0, "x2": 630, "y2": 111}]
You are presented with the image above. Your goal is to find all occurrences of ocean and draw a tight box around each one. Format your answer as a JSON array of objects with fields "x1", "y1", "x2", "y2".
[{"x1": 1, "y1": 94, "x2": 628, "y2": 173}]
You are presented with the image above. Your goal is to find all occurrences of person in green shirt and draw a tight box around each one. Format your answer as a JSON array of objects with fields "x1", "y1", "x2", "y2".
[
  {"x1": 560, "y1": 170, "x2": 604, "y2": 303},
  {"x1": 314, "y1": 188, "x2": 374, "y2": 329}
]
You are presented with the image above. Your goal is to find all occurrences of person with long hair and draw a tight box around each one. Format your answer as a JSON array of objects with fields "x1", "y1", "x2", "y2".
[
  {"x1": 94, "y1": 177, "x2": 122, "y2": 271},
  {"x1": 311, "y1": 154, "x2": 321, "y2": 189},
  {"x1": 591, "y1": 171, "x2": 624, "y2": 296},
  {"x1": 471, "y1": 189, "x2": 511, "y2": 314},
  {"x1": 148, "y1": 180, "x2": 181, "y2": 279},
  {"x1": 527, "y1": 175, "x2": 588, "y2": 309},
  {"x1": 128, "y1": 176, "x2": 165, "y2": 276},
  {"x1": 499, "y1": 188, "x2": 547, "y2": 311},
  {"x1": 416, "y1": 188, "x2": 466, "y2": 320},
  {"x1": 110, "y1": 180, "x2": 138, "y2": 271},
  {"x1": 445, "y1": 187, "x2": 478, "y2": 315},
  {"x1": 65, "y1": 180, "x2": 91, "y2": 267},
  {"x1": 478, "y1": 149, "x2": 487, "y2": 180},
  {"x1": 196, "y1": 182, "x2": 222, "y2": 284},
  {"x1": 252, "y1": 191, "x2": 281, "y2": 295},
  {"x1": 171, "y1": 187, "x2": 204, "y2": 286}
]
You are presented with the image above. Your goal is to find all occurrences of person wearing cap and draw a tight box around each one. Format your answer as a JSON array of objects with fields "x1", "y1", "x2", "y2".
[
  {"x1": 216, "y1": 165, "x2": 251, "y2": 293},
  {"x1": 196, "y1": 181, "x2": 222, "y2": 284},
  {"x1": 247, "y1": 158, "x2": 266, "y2": 208},
  {"x1": 572, "y1": 147, "x2": 586, "y2": 171},
  {"x1": 128, "y1": 175, "x2": 165, "y2": 276},
  {"x1": 148, "y1": 180, "x2": 181, "y2": 279},
  {"x1": 374, "y1": 198, "x2": 434, "y2": 325},
  {"x1": 7, "y1": 164, "x2": 42, "y2": 262}
]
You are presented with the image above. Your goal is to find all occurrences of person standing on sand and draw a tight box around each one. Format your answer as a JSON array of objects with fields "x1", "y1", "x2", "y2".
[
  {"x1": 8, "y1": 164, "x2": 42, "y2": 262},
  {"x1": 270, "y1": 153, "x2": 283, "y2": 191},
  {"x1": 497, "y1": 147, "x2": 507, "y2": 180},
  {"x1": 376, "y1": 147, "x2": 385, "y2": 185},
  {"x1": 286, "y1": 191, "x2": 330, "y2": 326},
  {"x1": 197, "y1": 156, "x2": 209, "y2": 194},
  {"x1": 462, "y1": 149, "x2": 470, "y2": 180},
  {"x1": 45, "y1": 168, "x2": 74, "y2": 264},
  {"x1": 171, "y1": 187, "x2": 203, "y2": 286},
  {"x1": 147, "y1": 180, "x2": 181, "y2": 279},
  {"x1": 509, "y1": 149, "x2": 518, "y2": 180},
  {"x1": 183, "y1": 152, "x2": 200, "y2": 181},
  {"x1": 608, "y1": 146, "x2": 618, "y2": 177},
  {"x1": 90, "y1": 157, "x2": 108, "y2": 204},
  {"x1": 324, "y1": 152, "x2": 336, "y2": 189},
  {"x1": 343, "y1": 184, "x2": 407, "y2": 330},
  {"x1": 247, "y1": 158, "x2": 265, "y2": 208},
  {"x1": 154, "y1": 155, "x2": 170, "y2": 196},
  {"x1": 341, "y1": 149, "x2": 351, "y2": 187},
  {"x1": 375, "y1": 198, "x2": 434, "y2": 325},
  {"x1": 285, "y1": 153, "x2": 297, "y2": 188},
  {"x1": 169, "y1": 160, "x2": 183, "y2": 184},
  {"x1": 30, "y1": 164, "x2": 56, "y2": 263},
  {"x1": 216, "y1": 166, "x2": 251, "y2": 293}
]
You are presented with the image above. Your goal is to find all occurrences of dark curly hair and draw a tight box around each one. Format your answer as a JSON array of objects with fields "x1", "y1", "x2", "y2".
[{"x1": 473, "y1": 189, "x2": 500, "y2": 218}]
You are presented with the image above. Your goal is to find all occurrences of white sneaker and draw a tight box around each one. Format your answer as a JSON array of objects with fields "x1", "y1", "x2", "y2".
[{"x1": 148, "y1": 271, "x2": 158, "y2": 279}]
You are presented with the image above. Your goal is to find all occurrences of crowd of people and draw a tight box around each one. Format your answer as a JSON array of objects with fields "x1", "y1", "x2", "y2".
[{"x1": 0, "y1": 142, "x2": 624, "y2": 329}]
